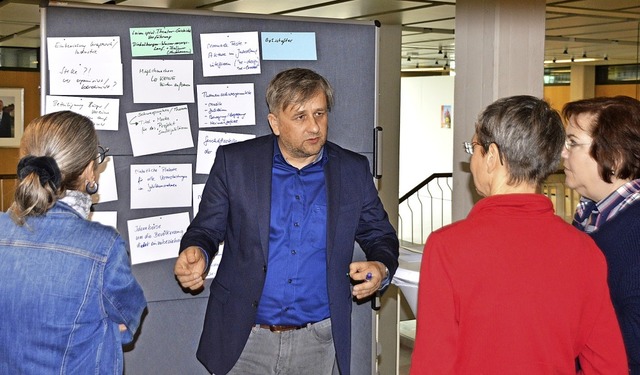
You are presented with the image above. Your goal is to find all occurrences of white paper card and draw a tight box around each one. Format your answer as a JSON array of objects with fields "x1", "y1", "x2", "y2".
[
  {"x1": 126, "y1": 105, "x2": 194, "y2": 156},
  {"x1": 127, "y1": 212, "x2": 190, "y2": 264},
  {"x1": 200, "y1": 31, "x2": 260, "y2": 76},
  {"x1": 47, "y1": 36, "x2": 122, "y2": 64},
  {"x1": 130, "y1": 164, "x2": 192, "y2": 209},
  {"x1": 196, "y1": 83, "x2": 255, "y2": 128},
  {"x1": 131, "y1": 59, "x2": 194, "y2": 103},
  {"x1": 49, "y1": 63, "x2": 123, "y2": 96},
  {"x1": 196, "y1": 131, "x2": 255, "y2": 174},
  {"x1": 45, "y1": 96, "x2": 120, "y2": 131}
]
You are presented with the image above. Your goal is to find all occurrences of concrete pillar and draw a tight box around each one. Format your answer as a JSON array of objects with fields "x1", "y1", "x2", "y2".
[
  {"x1": 452, "y1": 0, "x2": 547, "y2": 221},
  {"x1": 570, "y1": 65, "x2": 595, "y2": 100}
]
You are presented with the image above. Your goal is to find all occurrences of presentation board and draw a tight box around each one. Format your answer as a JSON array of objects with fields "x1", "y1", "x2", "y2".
[{"x1": 41, "y1": 2, "x2": 380, "y2": 374}]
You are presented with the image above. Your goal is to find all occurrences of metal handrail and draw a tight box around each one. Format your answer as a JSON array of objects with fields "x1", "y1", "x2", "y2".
[{"x1": 398, "y1": 173, "x2": 453, "y2": 248}]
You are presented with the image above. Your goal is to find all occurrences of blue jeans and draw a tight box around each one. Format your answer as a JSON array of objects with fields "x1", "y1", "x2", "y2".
[{"x1": 226, "y1": 318, "x2": 338, "y2": 375}]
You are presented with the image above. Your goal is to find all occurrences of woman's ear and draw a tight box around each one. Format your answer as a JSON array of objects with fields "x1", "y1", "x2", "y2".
[
  {"x1": 82, "y1": 160, "x2": 96, "y2": 182},
  {"x1": 485, "y1": 143, "x2": 501, "y2": 173}
]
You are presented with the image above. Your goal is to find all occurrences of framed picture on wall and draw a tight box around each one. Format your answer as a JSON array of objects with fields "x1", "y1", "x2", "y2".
[
  {"x1": 0, "y1": 87, "x2": 25, "y2": 148},
  {"x1": 440, "y1": 104, "x2": 452, "y2": 129}
]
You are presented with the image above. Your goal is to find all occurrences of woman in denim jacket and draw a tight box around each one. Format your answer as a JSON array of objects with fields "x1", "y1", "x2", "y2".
[{"x1": 0, "y1": 111, "x2": 146, "y2": 374}]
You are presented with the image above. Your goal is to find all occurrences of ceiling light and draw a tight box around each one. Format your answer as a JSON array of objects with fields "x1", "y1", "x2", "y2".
[
  {"x1": 438, "y1": 46, "x2": 443, "y2": 54},
  {"x1": 604, "y1": 54, "x2": 609, "y2": 61},
  {"x1": 407, "y1": 56, "x2": 411, "y2": 61},
  {"x1": 582, "y1": 51, "x2": 587, "y2": 58},
  {"x1": 443, "y1": 52, "x2": 448, "y2": 59},
  {"x1": 563, "y1": 47, "x2": 568, "y2": 54},
  {"x1": 544, "y1": 57, "x2": 599, "y2": 64}
]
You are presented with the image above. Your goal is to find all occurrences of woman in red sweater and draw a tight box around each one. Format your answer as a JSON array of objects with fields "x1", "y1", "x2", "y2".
[{"x1": 410, "y1": 95, "x2": 627, "y2": 374}]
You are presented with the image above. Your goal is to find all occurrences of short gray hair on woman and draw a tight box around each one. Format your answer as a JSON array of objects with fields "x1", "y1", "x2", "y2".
[
  {"x1": 475, "y1": 95, "x2": 565, "y2": 186},
  {"x1": 265, "y1": 68, "x2": 334, "y2": 114},
  {"x1": 10, "y1": 111, "x2": 98, "y2": 225}
]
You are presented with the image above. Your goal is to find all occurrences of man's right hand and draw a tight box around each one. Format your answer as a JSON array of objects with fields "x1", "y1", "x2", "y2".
[{"x1": 174, "y1": 246, "x2": 207, "y2": 290}]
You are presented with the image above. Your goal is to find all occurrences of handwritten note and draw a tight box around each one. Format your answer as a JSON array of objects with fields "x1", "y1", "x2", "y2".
[
  {"x1": 127, "y1": 212, "x2": 190, "y2": 264},
  {"x1": 47, "y1": 36, "x2": 123, "y2": 96},
  {"x1": 196, "y1": 131, "x2": 255, "y2": 174},
  {"x1": 201, "y1": 31, "x2": 261, "y2": 77},
  {"x1": 130, "y1": 26, "x2": 193, "y2": 57},
  {"x1": 196, "y1": 83, "x2": 255, "y2": 128},
  {"x1": 126, "y1": 105, "x2": 194, "y2": 156},
  {"x1": 261, "y1": 32, "x2": 317, "y2": 60},
  {"x1": 45, "y1": 96, "x2": 119, "y2": 131},
  {"x1": 49, "y1": 63, "x2": 123, "y2": 96},
  {"x1": 131, "y1": 59, "x2": 194, "y2": 103},
  {"x1": 130, "y1": 164, "x2": 192, "y2": 209},
  {"x1": 47, "y1": 36, "x2": 121, "y2": 64}
]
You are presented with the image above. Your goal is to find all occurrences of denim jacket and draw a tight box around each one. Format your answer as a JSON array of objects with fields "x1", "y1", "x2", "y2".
[{"x1": 0, "y1": 201, "x2": 147, "y2": 374}]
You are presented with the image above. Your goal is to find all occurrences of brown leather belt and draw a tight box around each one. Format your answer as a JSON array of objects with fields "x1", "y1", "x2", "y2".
[{"x1": 257, "y1": 324, "x2": 307, "y2": 332}]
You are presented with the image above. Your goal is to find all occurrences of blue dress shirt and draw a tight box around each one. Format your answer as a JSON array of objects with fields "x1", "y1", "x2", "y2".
[{"x1": 255, "y1": 142, "x2": 330, "y2": 326}]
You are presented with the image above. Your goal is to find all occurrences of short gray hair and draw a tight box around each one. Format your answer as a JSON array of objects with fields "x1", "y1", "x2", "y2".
[{"x1": 475, "y1": 95, "x2": 565, "y2": 186}]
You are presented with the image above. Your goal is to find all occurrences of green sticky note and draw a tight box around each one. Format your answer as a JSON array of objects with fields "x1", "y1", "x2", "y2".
[{"x1": 130, "y1": 26, "x2": 193, "y2": 57}]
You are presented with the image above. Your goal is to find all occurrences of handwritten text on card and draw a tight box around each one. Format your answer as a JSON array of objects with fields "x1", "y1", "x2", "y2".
[
  {"x1": 200, "y1": 31, "x2": 261, "y2": 77},
  {"x1": 196, "y1": 83, "x2": 255, "y2": 128}
]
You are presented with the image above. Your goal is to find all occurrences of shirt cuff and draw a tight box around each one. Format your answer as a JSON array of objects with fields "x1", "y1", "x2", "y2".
[
  {"x1": 198, "y1": 246, "x2": 209, "y2": 267},
  {"x1": 379, "y1": 266, "x2": 390, "y2": 290}
]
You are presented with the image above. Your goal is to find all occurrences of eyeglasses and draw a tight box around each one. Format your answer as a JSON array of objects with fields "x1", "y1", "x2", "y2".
[
  {"x1": 463, "y1": 141, "x2": 482, "y2": 155},
  {"x1": 463, "y1": 140, "x2": 504, "y2": 165},
  {"x1": 564, "y1": 139, "x2": 591, "y2": 151},
  {"x1": 96, "y1": 145, "x2": 109, "y2": 164}
]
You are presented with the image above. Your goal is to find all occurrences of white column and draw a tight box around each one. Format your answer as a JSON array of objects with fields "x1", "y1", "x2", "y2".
[{"x1": 452, "y1": 0, "x2": 546, "y2": 220}]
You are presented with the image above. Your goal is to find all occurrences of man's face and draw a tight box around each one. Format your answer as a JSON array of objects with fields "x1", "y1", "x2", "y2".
[{"x1": 268, "y1": 90, "x2": 328, "y2": 168}]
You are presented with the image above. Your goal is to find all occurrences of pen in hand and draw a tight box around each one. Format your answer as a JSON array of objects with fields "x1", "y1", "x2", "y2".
[{"x1": 346, "y1": 271, "x2": 373, "y2": 281}]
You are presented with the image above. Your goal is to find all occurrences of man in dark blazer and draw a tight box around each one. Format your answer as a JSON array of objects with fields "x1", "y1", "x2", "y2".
[
  {"x1": 175, "y1": 68, "x2": 399, "y2": 375},
  {"x1": 0, "y1": 99, "x2": 13, "y2": 138}
]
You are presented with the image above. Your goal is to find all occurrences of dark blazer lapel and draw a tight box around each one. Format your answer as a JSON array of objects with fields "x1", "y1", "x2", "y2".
[
  {"x1": 324, "y1": 144, "x2": 341, "y2": 264},
  {"x1": 251, "y1": 135, "x2": 275, "y2": 263}
]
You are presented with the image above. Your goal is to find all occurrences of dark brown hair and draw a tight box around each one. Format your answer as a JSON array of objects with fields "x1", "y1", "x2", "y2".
[{"x1": 562, "y1": 96, "x2": 640, "y2": 183}]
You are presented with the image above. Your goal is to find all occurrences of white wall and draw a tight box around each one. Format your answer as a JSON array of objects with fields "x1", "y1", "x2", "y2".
[{"x1": 399, "y1": 75, "x2": 455, "y2": 195}]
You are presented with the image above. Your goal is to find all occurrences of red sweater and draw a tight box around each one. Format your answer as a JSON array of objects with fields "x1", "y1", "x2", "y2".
[{"x1": 410, "y1": 194, "x2": 627, "y2": 374}]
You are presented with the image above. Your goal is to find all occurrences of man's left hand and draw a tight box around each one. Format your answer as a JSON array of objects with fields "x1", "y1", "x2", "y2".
[{"x1": 348, "y1": 261, "x2": 387, "y2": 300}]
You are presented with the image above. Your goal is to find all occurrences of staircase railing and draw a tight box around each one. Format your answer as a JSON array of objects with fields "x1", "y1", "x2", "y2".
[
  {"x1": 397, "y1": 171, "x2": 579, "y2": 252},
  {"x1": 398, "y1": 173, "x2": 453, "y2": 249}
]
